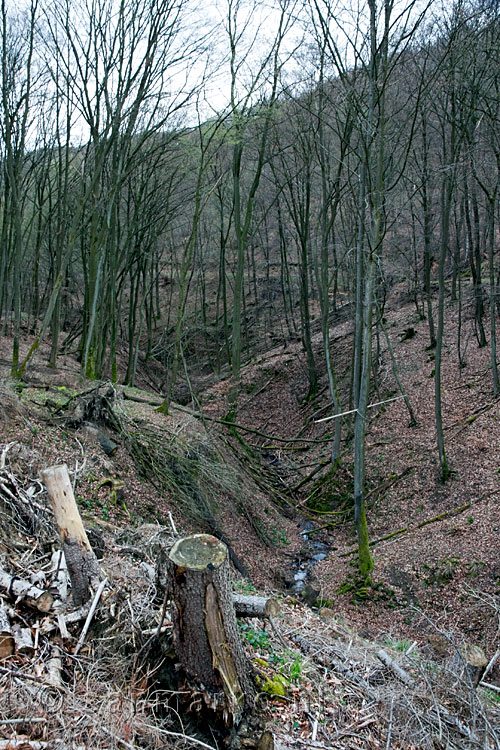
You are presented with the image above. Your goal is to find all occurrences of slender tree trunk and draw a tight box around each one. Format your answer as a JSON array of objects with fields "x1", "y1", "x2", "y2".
[
  {"x1": 487, "y1": 191, "x2": 499, "y2": 395},
  {"x1": 421, "y1": 115, "x2": 436, "y2": 349},
  {"x1": 435, "y1": 175, "x2": 452, "y2": 482}
]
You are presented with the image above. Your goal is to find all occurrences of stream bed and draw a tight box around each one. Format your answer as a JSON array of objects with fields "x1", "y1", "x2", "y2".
[{"x1": 291, "y1": 521, "x2": 329, "y2": 595}]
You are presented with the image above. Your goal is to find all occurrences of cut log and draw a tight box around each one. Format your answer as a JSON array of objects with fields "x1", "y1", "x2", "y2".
[
  {"x1": 98, "y1": 433, "x2": 118, "y2": 456},
  {"x1": 0, "y1": 602, "x2": 13, "y2": 658},
  {"x1": 233, "y1": 594, "x2": 280, "y2": 619},
  {"x1": 13, "y1": 626, "x2": 34, "y2": 655},
  {"x1": 45, "y1": 646, "x2": 63, "y2": 688},
  {"x1": 167, "y1": 534, "x2": 254, "y2": 727},
  {"x1": 258, "y1": 732, "x2": 290, "y2": 750},
  {"x1": 0, "y1": 569, "x2": 53, "y2": 612},
  {"x1": 40, "y1": 464, "x2": 102, "y2": 606}
]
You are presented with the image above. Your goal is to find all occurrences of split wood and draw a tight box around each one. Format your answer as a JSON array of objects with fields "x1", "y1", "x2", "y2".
[
  {"x1": 0, "y1": 602, "x2": 13, "y2": 658},
  {"x1": 0, "y1": 568, "x2": 53, "y2": 612}
]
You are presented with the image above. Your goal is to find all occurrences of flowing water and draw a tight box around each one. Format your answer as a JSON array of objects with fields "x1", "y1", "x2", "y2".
[{"x1": 292, "y1": 521, "x2": 329, "y2": 593}]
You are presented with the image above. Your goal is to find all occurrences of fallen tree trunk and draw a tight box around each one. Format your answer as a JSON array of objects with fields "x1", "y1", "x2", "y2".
[
  {"x1": 233, "y1": 594, "x2": 280, "y2": 619},
  {"x1": 167, "y1": 534, "x2": 254, "y2": 727},
  {"x1": 40, "y1": 464, "x2": 102, "y2": 606},
  {"x1": 0, "y1": 569, "x2": 53, "y2": 613}
]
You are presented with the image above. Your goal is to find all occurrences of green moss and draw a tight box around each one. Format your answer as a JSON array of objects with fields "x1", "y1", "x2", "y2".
[
  {"x1": 337, "y1": 575, "x2": 396, "y2": 604},
  {"x1": 155, "y1": 400, "x2": 169, "y2": 414},
  {"x1": 252, "y1": 657, "x2": 268, "y2": 668},
  {"x1": 258, "y1": 674, "x2": 289, "y2": 697}
]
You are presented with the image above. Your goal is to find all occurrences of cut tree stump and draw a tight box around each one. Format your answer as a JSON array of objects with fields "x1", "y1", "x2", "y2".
[
  {"x1": 40, "y1": 464, "x2": 102, "y2": 606},
  {"x1": 458, "y1": 643, "x2": 488, "y2": 687},
  {"x1": 167, "y1": 534, "x2": 255, "y2": 726}
]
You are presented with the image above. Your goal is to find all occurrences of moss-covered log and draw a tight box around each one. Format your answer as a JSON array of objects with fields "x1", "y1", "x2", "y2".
[{"x1": 167, "y1": 534, "x2": 254, "y2": 727}]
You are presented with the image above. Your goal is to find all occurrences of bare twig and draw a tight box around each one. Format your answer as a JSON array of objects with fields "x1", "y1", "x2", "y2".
[
  {"x1": 0, "y1": 717, "x2": 47, "y2": 725},
  {"x1": 140, "y1": 723, "x2": 218, "y2": 750},
  {"x1": 73, "y1": 577, "x2": 108, "y2": 656},
  {"x1": 167, "y1": 510, "x2": 178, "y2": 536}
]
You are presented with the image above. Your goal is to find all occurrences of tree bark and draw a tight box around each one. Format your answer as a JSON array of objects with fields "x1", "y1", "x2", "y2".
[
  {"x1": 167, "y1": 534, "x2": 254, "y2": 727},
  {"x1": 40, "y1": 464, "x2": 102, "y2": 606}
]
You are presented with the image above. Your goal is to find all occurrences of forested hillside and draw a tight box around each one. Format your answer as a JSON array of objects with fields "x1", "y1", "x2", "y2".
[{"x1": 0, "y1": 0, "x2": 499, "y2": 746}]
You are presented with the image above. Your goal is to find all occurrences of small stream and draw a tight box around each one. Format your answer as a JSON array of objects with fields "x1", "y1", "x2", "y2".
[{"x1": 291, "y1": 521, "x2": 329, "y2": 594}]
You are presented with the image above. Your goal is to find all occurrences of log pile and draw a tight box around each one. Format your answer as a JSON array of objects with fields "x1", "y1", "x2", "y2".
[{"x1": 0, "y1": 456, "x2": 281, "y2": 748}]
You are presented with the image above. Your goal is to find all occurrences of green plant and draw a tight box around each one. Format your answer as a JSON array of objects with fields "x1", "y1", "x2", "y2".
[
  {"x1": 466, "y1": 560, "x2": 484, "y2": 578},
  {"x1": 384, "y1": 637, "x2": 413, "y2": 653},
  {"x1": 265, "y1": 650, "x2": 302, "y2": 685},
  {"x1": 315, "y1": 598, "x2": 335, "y2": 608},
  {"x1": 269, "y1": 525, "x2": 290, "y2": 547},
  {"x1": 234, "y1": 580, "x2": 257, "y2": 595},
  {"x1": 482, "y1": 687, "x2": 500, "y2": 706},
  {"x1": 287, "y1": 653, "x2": 302, "y2": 683},
  {"x1": 238, "y1": 623, "x2": 270, "y2": 650}
]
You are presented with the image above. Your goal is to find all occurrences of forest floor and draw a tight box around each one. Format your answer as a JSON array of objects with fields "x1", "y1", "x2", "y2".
[
  {"x1": 0, "y1": 285, "x2": 499, "y2": 748},
  {"x1": 194, "y1": 290, "x2": 500, "y2": 661}
]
